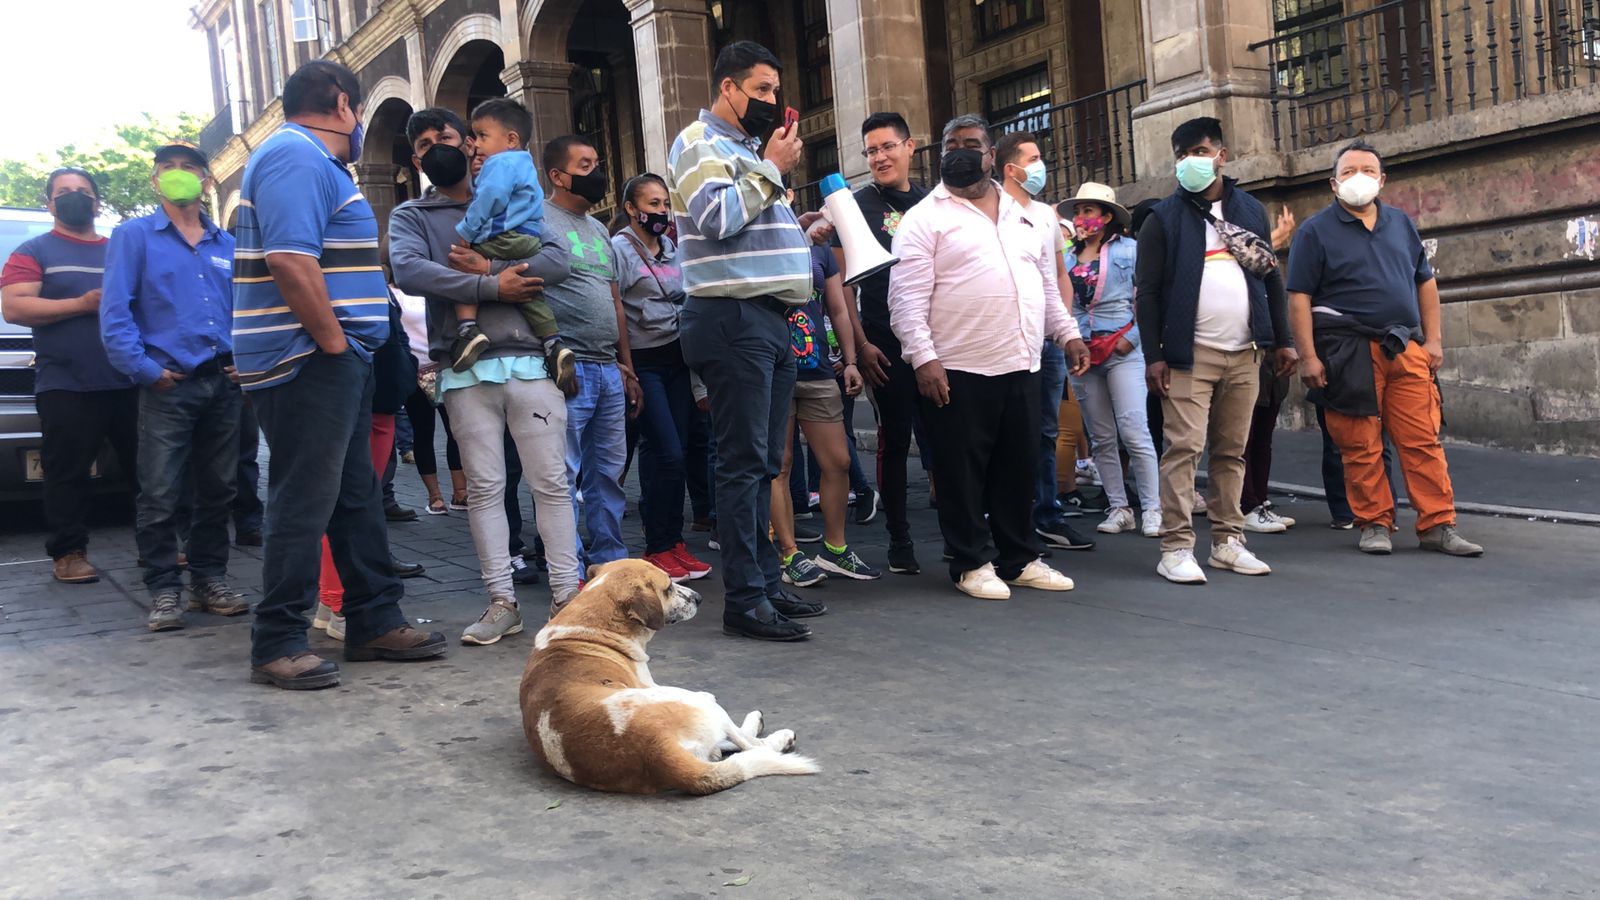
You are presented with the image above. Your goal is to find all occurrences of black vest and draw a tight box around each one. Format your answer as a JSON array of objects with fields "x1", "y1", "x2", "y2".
[{"x1": 1148, "y1": 179, "x2": 1276, "y2": 370}]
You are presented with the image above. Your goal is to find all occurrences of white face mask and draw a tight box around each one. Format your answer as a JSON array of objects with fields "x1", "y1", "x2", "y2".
[{"x1": 1335, "y1": 172, "x2": 1382, "y2": 207}]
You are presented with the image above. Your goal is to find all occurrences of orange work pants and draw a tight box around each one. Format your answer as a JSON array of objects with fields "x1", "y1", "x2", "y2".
[{"x1": 1323, "y1": 341, "x2": 1456, "y2": 533}]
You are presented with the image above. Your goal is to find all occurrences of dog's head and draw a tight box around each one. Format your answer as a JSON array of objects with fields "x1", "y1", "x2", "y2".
[{"x1": 574, "y1": 559, "x2": 701, "y2": 637}]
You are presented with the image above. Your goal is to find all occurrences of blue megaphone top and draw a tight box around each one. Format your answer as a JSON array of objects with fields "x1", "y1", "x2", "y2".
[{"x1": 819, "y1": 173, "x2": 849, "y2": 198}]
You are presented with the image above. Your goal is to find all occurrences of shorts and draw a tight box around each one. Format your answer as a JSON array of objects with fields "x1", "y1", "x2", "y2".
[{"x1": 791, "y1": 378, "x2": 844, "y2": 424}]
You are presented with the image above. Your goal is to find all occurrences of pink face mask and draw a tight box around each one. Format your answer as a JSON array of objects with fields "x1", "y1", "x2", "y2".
[{"x1": 1074, "y1": 214, "x2": 1109, "y2": 234}]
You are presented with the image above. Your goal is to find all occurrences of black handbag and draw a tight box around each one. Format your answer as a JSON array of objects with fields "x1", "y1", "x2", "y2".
[{"x1": 371, "y1": 291, "x2": 419, "y2": 414}]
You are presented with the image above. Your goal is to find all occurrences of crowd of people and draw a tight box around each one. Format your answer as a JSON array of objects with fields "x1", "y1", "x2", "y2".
[{"x1": 0, "y1": 41, "x2": 1486, "y2": 690}]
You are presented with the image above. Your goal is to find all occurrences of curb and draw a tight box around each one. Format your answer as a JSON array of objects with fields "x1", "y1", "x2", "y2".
[{"x1": 1266, "y1": 480, "x2": 1600, "y2": 527}]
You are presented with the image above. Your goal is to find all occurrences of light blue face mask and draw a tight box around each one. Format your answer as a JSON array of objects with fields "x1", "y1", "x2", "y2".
[
  {"x1": 1175, "y1": 155, "x2": 1217, "y2": 193},
  {"x1": 1020, "y1": 160, "x2": 1048, "y2": 196}
]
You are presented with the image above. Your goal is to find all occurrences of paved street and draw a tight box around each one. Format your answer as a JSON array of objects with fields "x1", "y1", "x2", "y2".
[{"x1": 2, "y1": 438, "x2": 1598, "y2": 898}]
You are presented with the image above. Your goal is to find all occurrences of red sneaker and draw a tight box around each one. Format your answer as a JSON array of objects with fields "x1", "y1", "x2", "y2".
[
  {"x1": 669, "y1": 542, "x2": 712, "y2": 580},
  {"x1": 645, "y1": 551, "x2": 691, "y2": 582}
]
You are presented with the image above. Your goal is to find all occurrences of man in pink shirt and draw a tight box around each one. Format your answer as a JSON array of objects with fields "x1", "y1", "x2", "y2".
[{"x1": 887, "y1": 114, "x2": 1088, "y2": 601}]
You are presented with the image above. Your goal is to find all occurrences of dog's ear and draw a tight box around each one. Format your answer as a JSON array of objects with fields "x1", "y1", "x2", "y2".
[{"x1": 624, "y1": 582, "x2": 666, "y2": 632}]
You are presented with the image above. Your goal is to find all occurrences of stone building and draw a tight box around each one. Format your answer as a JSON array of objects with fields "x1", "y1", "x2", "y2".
[{"x1": 194, "y1": 0, "x2": 1600, "y2": 455}]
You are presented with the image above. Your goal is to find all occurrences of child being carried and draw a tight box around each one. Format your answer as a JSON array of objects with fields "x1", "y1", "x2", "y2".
[{"x1": 450, "y1": 97, "x2": 576, "y2": 392}]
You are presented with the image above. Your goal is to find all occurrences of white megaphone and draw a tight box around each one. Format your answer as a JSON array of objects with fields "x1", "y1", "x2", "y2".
[{"x1": 820, "y1": 173, "x2": 898, "y2": 286}]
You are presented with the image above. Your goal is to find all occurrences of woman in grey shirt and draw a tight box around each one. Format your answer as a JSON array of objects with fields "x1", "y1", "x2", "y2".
[{"x1": 611, "y1": 174, "x2": 710, "y2": 582}]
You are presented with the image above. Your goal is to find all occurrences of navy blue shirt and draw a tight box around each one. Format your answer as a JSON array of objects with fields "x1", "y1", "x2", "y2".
[
  {"x1": 1286, "y1": 200, "x2": 1434, "y2": 329},
  {"x1": 0, "y1": 230, "x2": 134, "y2": 394},
  {"x1": 99, "y1": 208, "x2": 235, "y2": 385},
  {"x1": 789, "y1": 245, "x2": 840, "y2": 382}
]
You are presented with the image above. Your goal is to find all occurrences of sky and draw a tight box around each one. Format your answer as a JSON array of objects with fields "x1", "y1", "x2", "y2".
[{"x1": 1, "y1": 0, "x2": 215, "y2": 161}]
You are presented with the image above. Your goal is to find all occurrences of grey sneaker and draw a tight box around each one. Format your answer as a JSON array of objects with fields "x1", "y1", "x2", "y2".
[
  {"x1": 1419, "y1": 525, "x2": 1484, "y2": 557},
  {"x1": 781, "y1": 553, "x2": 828, "y2": 587},
  {"x1": 189, "y1": 580, "x2": 250, "y2": 616},
  {"x1": 462, "y1": 597, "x2": 524, "y2": 646},
  {"x1": 326, "y1": 613, "x2": 346, "y2": 642},
  {"x1": 1358, "y1": 524, "x2": 1393, "y2": 555},
  {"x1": 814, "y1": 546, "x2": 881, "y2": 580},
  {"x1": 147, "y1": 591, "x2": 185, "y2": 632}
]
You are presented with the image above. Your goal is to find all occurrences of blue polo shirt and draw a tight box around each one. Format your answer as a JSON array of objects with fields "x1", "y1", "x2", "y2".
[
  {"x1": 99, "y1": 208, "x2": 235, "y2": 385},
  {"x1": 231, "y1": 124, "x2": 390, "y2": 390},
  {"x1": 1286, "y1": 200, "x2": 1435, "y2": 329}
]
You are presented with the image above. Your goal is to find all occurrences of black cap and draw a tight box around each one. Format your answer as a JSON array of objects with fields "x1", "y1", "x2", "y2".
[{"x1": 154, "y1": 140, "x2": 208, "y2": 169}]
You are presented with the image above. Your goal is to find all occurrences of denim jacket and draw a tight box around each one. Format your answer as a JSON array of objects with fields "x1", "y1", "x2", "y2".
[{"x1": 1069, "y1": 233, "x2": 1140, "y2": 348}]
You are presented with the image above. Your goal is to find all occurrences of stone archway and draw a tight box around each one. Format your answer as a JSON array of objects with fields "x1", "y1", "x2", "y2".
[
  {"x1": 221, "y1": 190, "x2": 242, "y2": 231},
  {"x1": 357, "y1": 96, "x2": 417, "y2": 235},
  {"x1": 429, "y1": 14, "x2": 508, "y2": 119}
]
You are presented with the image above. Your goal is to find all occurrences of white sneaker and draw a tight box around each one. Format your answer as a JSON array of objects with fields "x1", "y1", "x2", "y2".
[
  {"x1": 1209, "y1": 536, "x2": 1272, "y2": 575},
  {"x1": 1076, "y1": 459, "x2": 1100, "y2": 486},
  {"x1": 956, "y1": 563, "x2": 1011, "y2": 601},
  {"x1": 1140, "y1": 509, "x2": 1163, "y2": 538},
  {"x1": 312, "y1": 602, "x2": 333, "y2": 631},
  {"x1": 1097, "y1": 507, "x2": 1137, "y2": 534},
  {"x1": 1263, "y1": 502, "x2": 1296, "y2": 528},
  {"x1": 1007, "y1": 559, "x2": 1074, "y2": 592},
  {"x1": 326, "y1": 613, "x2": 346, "y2": 642},
  {"x1": 1157, "y1": 549, "x2": 1208, "y2": 584},
  {"x1": 1192, "y1": 489, "x2": 1209, "y2": 516},
  {"x1": 1243, "y1": 504, "x2": 1289, "y2": 534}
]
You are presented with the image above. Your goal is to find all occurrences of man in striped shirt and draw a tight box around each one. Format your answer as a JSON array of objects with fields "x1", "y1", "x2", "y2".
[
  {"x1": 232, "y1": 61, "x2": 446, "y2": 689},
  {"x1": 670, "y1": 40, "x2": 826, "y2": 642}
]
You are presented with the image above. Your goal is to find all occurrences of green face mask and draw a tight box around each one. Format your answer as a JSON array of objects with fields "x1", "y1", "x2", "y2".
[{"x1": 157, "y1": 168, "x2": 204, "y2": 205}]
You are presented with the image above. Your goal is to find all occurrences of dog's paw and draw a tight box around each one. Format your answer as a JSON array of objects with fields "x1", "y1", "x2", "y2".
[
  {"x1": 767, "y1": 729, "x2": 797, "y2": 753},
  {"x1": 741, "y1": 710, "x2": 764, "y2": 738}
]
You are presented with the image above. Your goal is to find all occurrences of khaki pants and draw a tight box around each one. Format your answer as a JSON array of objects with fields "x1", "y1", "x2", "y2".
[
  {"x1": 1055, "y1": 381, "x2": 1083, "y2": 493},
  {"x1": 1158, "y1": 344, "x2": 1261, "y2": 552}
]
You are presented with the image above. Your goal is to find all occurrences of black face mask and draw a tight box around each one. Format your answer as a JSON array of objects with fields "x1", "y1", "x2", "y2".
[
  {"x1": 419, "y1": 143, "x2": 469, "y2": 189},
  {"x1": 565, "y1": 167, "x2": 609, "y2": 204},
  {"x1": 636, "y1": 211, "x2": 671, "y2": 236},
  {"x1": 53, "y1": 192, "x2": 96, "y2": 228},
  {"x1": 737, "y1": 91, "x2": 781, "y2": 141},
  {"x1": 940, "y1": 149, "x2": 988, "y2": 189}
]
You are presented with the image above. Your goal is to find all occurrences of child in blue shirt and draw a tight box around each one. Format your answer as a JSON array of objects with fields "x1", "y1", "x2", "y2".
[{"x1": 451, "y1": 98, "x2": 572, "y2": 383}]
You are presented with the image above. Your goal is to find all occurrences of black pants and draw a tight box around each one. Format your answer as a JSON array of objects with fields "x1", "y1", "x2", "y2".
[
  {"x1": 918, "y1": 369, "x2": 1043, "y2": 581},
  {"x1": 406, "y1": 386, "x2": 460, "y2": 477},
  {"x1": 36, "y1": 388, "x2": 139, "y2": 560},
  {"x1": 1240, "y1": 395, "x2": 1283, "y2": 513},
  {"x1": 867, "y1": 325, "x2": 922, "y2": 543}
]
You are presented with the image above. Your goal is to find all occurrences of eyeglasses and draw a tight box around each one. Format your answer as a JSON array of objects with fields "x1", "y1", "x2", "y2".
[{"x1": 860, "y1": 139, "x2": 906, "y2": 159}]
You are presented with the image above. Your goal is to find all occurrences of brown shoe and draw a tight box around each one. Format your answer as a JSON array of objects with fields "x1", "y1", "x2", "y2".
[
  {"x1": 53, "y1": 550, "x2": 98, "y2": 584},
  {"x1": 188, "y1": 580, "x2": 250, "y2": 616},
  {"x1": 250, "y1": 652, "x2": 340, "y2": 690},
  {"x1": 344, "y1": 624, "x2": 448, "y2": 662}
]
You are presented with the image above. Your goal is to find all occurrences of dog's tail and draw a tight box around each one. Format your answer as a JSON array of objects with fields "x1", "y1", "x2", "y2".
[{"x1": 680, "y1": 748, "x2": 821, "y2": 796}]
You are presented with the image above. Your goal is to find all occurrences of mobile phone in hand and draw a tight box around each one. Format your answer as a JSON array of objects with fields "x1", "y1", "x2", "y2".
[{"x1": 783, "y1": 107, "x2": 799, "y2": 135}]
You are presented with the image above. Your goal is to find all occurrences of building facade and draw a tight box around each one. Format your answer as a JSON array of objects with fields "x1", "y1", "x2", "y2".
[{"x1": 195, "y1": 0, "x2": 1600, "y2": 455}]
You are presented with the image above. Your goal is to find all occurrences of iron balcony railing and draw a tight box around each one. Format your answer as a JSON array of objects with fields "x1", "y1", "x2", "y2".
[
  {"x1": 1251, "y1": 0, "x2": 1600, "y2": 151},
  {"x1": 910, "y1": 79, "x2": 1148, "y2": 191},
  {"x1": 198, "y1": 102, "x2": 246, "y2": 160}
]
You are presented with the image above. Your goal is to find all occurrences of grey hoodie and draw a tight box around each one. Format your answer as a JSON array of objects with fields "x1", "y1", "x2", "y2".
[{"x1": 388, "y1": 186, "x2": 571, "y2": 364}]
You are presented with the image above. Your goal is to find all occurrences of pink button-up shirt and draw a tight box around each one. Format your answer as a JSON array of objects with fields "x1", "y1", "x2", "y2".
[{"x1": 887, "y1": 182, "x2": 1080, "y2": 377}]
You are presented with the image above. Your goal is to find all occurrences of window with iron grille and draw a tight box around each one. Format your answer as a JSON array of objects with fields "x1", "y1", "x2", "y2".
[
  {"x1": 797, "y1": 0, "x2": 832, "y2": 110},
  {"x1": 1271, "y1": 0, "x2": 1348, "y2": 96},
  {"x1": 984, "y1": 65, "x2": 1052, "y2": 133},
  {"x1": 260, "y1": 0, "x2": 283, "y2": 98},
  {"x1": 975, "y1": 0, "x2": 1045, "y2": 42}
]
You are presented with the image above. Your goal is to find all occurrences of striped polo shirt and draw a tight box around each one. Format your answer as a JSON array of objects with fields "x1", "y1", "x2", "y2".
[
  {"x1": 0, "y1": 229, "x2": 133, "y2": 393},
  {"x1": 667, "y1": 110, "x2": 811, "y2": 306},
  {"x1": 231, "y1": 124, "x2": 389, "y2": 389}
]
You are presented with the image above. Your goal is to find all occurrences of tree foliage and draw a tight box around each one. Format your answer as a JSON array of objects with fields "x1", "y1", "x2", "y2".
[{"x1": 0, "y1": 112, "x2": 212, "y2": 220}]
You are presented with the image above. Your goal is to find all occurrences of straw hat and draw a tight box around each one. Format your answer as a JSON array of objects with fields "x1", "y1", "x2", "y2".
[{"x1": 1057, "y1": 182, "x2": 1131, "y2": 232}]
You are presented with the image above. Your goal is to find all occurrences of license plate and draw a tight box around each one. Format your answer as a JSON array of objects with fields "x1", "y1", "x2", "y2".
[{"x1": 23, "y1": 450, "x2": 97, "y2": 481}]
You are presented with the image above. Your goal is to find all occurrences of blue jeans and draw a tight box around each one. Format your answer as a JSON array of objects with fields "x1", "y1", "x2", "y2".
[
  {"x1": 250, "y1": 351, "x2": 408, "y2": 666},
  {"x1": 136, "y1": 372, "x2": 242, "y2": 593},
  {"x1": 680, "y1": 297, "x2": 794, "y2": 615},
  {"x1": 565, "y1": 361, "x2": 628, "y2": 566},
  {"x1": 635, "y1": 361, "x2": 694, "y2": 554},
  {"x1": 1033, "y1": 341, "x2": 1068, "y2": 524}
]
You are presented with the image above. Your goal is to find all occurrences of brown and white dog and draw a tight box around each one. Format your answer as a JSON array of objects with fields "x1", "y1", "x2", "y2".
[{"x1": 519, "y1": 559, "x2": 819, "y2": 795}]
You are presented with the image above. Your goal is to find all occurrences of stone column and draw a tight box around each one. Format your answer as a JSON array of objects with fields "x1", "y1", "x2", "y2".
[
  {"x1": 1131, "y1": 0, "x2": 1275, "y2": 180},
  {"x1": 502, "y1": 60, "x2": 576, "y2": 151},
  {"x1": 404, "y1": 25, "x2": 428, "y2": 110},
  {"x1": 354, "y1": 162, "x2": 400, "y2": 233},
  {"x1": 624, "y1": 0, "x2": 715, "y2": 176},
  {"x1": 825, "y1": 0, "x2": 931, "y2": 180}
]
